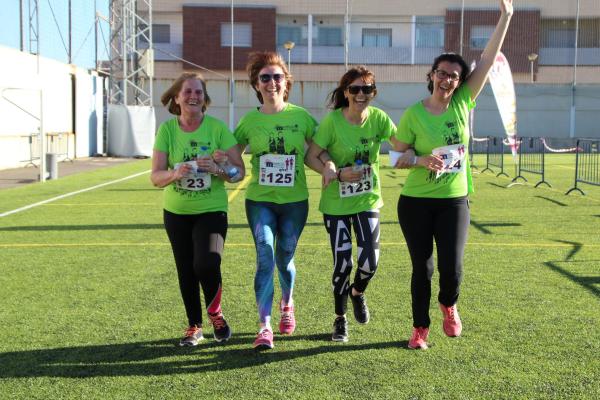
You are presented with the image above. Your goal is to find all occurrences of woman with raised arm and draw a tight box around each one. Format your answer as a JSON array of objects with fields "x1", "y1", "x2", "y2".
[
  {"x1": 234, "y1": 51, "x2": 320, "y2": 350},
  {"x1": 151, "y1": 72, "x2": 245, "y2": 346},
  {"x1": 306, "y1": 66, "x2": 395, "y2": 343},
  {"x1": 392, "y1": 0, "x2": 514, "y2": 349}
]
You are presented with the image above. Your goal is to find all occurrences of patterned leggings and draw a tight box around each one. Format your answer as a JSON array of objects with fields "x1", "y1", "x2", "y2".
[
  {"x1": 323, "y1": 210, "x2": 380, "y2": 315},
  {"x1": 245, "y1": 199, "x2": 308, "y2": 325}
]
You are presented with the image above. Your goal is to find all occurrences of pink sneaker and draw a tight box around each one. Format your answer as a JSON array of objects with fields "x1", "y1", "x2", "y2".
[
  {"x1": 439, "y1": 303, "x2": 462, "y2": 337},
  {"x1": 253, "y1": 328, "x2": 274, "y2": 350},
  {"x1": 408, "y1": 327, "x2": 430, "y2": 350},
  {"x1": 279, "y1": 303, "x2": 296, "y2": 335}
]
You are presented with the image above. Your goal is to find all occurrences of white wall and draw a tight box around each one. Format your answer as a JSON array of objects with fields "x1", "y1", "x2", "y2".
[{"x1": 0, "y1": 45, "x2": 104, "y2": 170}]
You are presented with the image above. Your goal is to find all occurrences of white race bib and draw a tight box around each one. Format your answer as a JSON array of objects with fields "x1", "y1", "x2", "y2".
[
  {"x1": 432, "y1": 144, "x2": 466, "y2": 177},
  {"x1": 259, "y1": 154, "x2": 296, "y2": 187},
  {"x1": 339, "y1": 164, "x2": 374, "y2": 198},
  {"x1": 174, "y1": 161, "x2": 212, "y2": 191}
]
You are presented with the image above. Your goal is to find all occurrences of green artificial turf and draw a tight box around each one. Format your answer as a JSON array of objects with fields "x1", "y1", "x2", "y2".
[{"x1": 0, "y1": 154, "x2": 598, "y2": 399}]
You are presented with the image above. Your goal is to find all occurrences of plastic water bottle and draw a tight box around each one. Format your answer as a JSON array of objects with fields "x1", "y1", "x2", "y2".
[
  {"x1": 196, "y1": 146, "x2": 210, "y2": 172},
  {"x1": 351, "y1": 159, "x2": 363, "y2": 190},
  {"x1": 219, "y1": 156, "x2": 242, "y2": 182}
]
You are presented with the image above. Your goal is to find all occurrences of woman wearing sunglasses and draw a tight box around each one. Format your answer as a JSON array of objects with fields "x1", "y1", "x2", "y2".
[
  {"x1": 151, "y1": 72, "x2": 245, "y2": 346},
  {"x1": 234, "y1": 51, "x2": 321, "y2": 350},
  {"x1": 393, "y1": 0, "x2": 513, "y2": 350},
  {"x1": 306, "y1": 66, "x2": 396, "y2": 342}
]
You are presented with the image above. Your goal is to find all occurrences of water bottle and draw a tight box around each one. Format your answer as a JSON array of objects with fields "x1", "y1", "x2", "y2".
[
  {"x1": 351, "y1": 159, "x2": 363, "y2": 190},
  {"x1": 196, "y1": 146, "x2": 210, "y2": 172},
  {"x1": 218, "y1": 156, "x2": 242, "y2": 182}
]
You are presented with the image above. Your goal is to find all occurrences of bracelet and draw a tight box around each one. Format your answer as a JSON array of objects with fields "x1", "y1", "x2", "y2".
[{"x1": 336, "y1": 169, "x2": 343, "y2": 182}]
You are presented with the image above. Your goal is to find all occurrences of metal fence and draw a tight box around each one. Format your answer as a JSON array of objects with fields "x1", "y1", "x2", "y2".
[
  {"x1": 566, "y1": 139, "x2": 600, "y2": 195},
  {"x1": 481, "y1": 136, "x2": 508, "y2": 178},
  {"x1": 511, "y1": 137, "x2": 551, "y2": 188}
]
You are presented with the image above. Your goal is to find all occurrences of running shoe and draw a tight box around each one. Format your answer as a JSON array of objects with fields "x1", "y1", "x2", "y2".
[
  {"x1": 279, "y1": 302, "x2": 296, "y2": 335},
  {"x1": 408, "y1": 327, "x2": 430, "y2": 350},
  {"x1": 208, "y1": 312, "x2": 232, "y2": 342},
  {"x1": 331, "y1": 316, "x2": 349, "y2": 342},
  {"x1": 439, "y1": 303, "x2": 462, "y2": 337},
  {"x1": 179, "y1": 325, "x2": 204, "y2": 347},
  {"x1": 253, "y1": 328, "x2": 274, "y2": 350},
  {"x1": 350, "y1": 291, "x2": 370, "y2": 324}
]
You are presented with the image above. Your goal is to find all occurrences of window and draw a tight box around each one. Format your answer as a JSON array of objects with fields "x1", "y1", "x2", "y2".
[
  {"x1": 221, "y1": 23, "x2": 252, "y2": 47},
  {"x1": 317, "y1": 27, "x2": 342, "y2": 46},
  {"x1": 470, "y1": 25, "x2": 494, "y2": 49},
  {"x1": 138, "y1": 24, "x2": 170, "y2": 44},
  {"x1": 415, "y1": 17, "x2": 444, "y2": 48},
  {"x1": 362, "y1": 29, "x2": 392, "y2": 47},
  {"x1": 277, "y1": 26, "x2": 302, "y2": 46}
]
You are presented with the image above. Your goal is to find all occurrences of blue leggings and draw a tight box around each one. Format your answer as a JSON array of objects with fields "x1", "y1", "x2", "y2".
[{"x1": 245, "y1": 199, "x2": 308, "y2": 324}]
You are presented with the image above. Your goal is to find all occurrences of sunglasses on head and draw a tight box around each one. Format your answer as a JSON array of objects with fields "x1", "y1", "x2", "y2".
[
  {"x1": 347, "y1": 85, "x2": 376, "y2": 95},
  {"x1": 259, "y1": 73, "x2": 285, "y2": 83}
]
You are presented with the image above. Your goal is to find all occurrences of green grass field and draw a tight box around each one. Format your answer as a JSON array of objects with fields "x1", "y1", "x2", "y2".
[{"x1": 1, "y1": 154, "x2": 599, "y2": 399}]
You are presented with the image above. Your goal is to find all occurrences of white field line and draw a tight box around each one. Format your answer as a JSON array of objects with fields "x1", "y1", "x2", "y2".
[{"x1": 0, "y1": 170, "x2": 151, "y2": 218}]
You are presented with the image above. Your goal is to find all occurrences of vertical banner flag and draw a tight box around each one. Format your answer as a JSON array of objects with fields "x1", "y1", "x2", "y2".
[{"x1": 488, "y1": 51, "x2": 518, "y2": 160}]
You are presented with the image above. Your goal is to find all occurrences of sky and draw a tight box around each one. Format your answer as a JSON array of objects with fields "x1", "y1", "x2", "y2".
[{"x1": 0, "y1": 0, "x2": 110, "y2": 69}]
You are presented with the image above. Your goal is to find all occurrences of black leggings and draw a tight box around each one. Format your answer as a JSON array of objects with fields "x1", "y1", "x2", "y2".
[
  {"x1": 397, "y1": 195, "x2": 469, "y2": 328},
  {"x1": 163, "y1": 209, "x2": 227, "y2": 327},
  {"x1": 324, "y1": 210, "x2": 380, "y2": 315}
]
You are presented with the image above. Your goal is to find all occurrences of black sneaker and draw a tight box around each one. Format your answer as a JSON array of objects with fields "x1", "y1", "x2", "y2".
[
  {"x1": 332, "y1": 316, "x2": 348, "y2": 342},
  {"x1": 350, "y1": 291, "x2": 370, "y2": 324},
  {"x1": 208, "y1": 312, "x2": 232, "y2": 343}
]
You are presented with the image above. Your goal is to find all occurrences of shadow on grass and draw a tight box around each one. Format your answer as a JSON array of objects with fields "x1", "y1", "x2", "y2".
[
  {"x1": 553, "y1": 239, "x2": 582, "y2": 261},
  {"x1": 0, "y1": 333, "x2": 400, "y2": 378},
  {"x1": 486, "y1": 182, "x2": 507, "y2": 189},
  {"x1": 543, "y1": 261, "x2": 600, "y2": 299},
  {"x1": 470, "y1": 220, "x2": 521, "y2": 235},
  {"x1": 0, "y1": 221, "x2": 402, "y2": 232},
  {"x1": 534, "y1": 195, "x2": 567, "y2": 207}
]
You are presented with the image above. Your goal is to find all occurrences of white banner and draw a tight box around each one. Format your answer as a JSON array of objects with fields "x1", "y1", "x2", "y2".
[{"x1": 488, "y1": 52, "x2": 518, "y2": 158}]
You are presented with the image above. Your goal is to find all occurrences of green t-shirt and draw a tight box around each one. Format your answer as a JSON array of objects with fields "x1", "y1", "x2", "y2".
[
  {"x1": 396, "y1": 84, "x2": 475, "y2": 198},
  {"x1": 313, "y1": 106, "x2": 395, "y2": 215},
  {"x1": 153, "y1": 115, "x2": 238, "y2": 214},
  {"x1": 234, "y1": 103, "x2": 317, "y2": 204}
]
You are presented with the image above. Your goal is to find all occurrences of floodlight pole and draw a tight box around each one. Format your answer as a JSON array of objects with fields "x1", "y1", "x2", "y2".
[{"x1": 569, "y1": 0, "x2": 580, "y2": 138}]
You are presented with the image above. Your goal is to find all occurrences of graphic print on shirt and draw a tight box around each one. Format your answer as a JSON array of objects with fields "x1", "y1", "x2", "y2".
[
  {"x1": 257, "y1": 124, "x2": 301, "y2": 186},
  {"x1": 427, "y1": 117, "x2": 465, "y2": 185},
  {"x1": 173, "y1": 139, "x2": 214, "y2": 197}
]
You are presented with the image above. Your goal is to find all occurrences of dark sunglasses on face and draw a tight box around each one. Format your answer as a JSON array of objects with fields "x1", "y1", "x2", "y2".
[
  {"x1": 434, "y1": 69, "x2": 461, "y2": 81},
  {"x1": 259, "y1": 73, "x2": 285, "y2": 83},
  {"x1": 347, "y1": 85, "x2": 376, "y2": 95}
]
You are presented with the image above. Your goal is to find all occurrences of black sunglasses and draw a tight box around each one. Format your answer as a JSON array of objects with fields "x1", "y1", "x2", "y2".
[
  {"x1": 259, "y1": 73, "x2": 285, "y2": 83},
  {"x1": 347, "y1": 85, "x2": 376, "y2": 95}
]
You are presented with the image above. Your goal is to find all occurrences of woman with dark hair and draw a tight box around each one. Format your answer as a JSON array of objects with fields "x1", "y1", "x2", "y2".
[
  {"x1": 234, "y1": 51, "x2": 322, "y2": 350},
  {"x1": 151, "y1": 72, "x2": 245, "y2": 346},
  {"x1": 306, "y1": 66, "x2": 395, "y2": 342},
  {"x1": 393, "y1": 0, "x2": 513, "y2": 350}
]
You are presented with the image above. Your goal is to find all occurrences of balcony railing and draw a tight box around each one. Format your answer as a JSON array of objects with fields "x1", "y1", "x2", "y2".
[
  {"x1": 539, "y1": 48, "x2": 600, "y2": 66},
  {"x1": 277, "y1": 45, "x2": 443, "y2": 65}
]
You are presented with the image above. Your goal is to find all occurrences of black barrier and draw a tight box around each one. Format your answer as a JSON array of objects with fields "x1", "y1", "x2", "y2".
[
  {"x1": 469, "y1": 138, "x2": 488, "y2": 170},
  {"x1": 511, "y1": 137, "x2": 551, "y2": 188},
  {"x1": 566, "y1": 139, "x2": 600, "y2": 195},
  {"x1": 481, "y1": 136, "x2": 508, "y2": 177}
]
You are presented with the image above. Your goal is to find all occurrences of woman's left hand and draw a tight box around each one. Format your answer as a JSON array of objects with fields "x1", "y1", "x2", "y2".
[{"x1": 212, "y1": 149, "x2": 228, "y2": 164}]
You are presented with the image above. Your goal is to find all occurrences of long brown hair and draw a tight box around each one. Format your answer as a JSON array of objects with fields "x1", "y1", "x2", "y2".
[
  {"x1": 246, "y1": 51, "x2": 293, "y2": 104},
  {"x1": 327, "y1": 66, "x2": 376, "y2": 109},
  {"x1": 160, "y1": 72, "x2": 211, "y2": 115}
]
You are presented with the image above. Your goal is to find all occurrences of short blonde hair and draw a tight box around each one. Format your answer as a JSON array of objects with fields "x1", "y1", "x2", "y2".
[{"x1": 160, "y1": 72, "x2": 212, "y2": 115}]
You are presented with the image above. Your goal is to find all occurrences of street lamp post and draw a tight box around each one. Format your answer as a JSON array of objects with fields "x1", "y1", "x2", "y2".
[
  {"x1": 527, "y1": 53, "x2": 538, "y2": 83},
  {"x1": 283, "y1": 41, "x2": 295, "y2": 71}
]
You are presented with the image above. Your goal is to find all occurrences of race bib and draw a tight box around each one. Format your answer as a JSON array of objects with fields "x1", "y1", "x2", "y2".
[
  {"x1": 174, "y1": 161, "x2": 212, "y2": 191},
  {"x1": 432, "y1": 144, "x2": 466, "y2": 177},
  {"x1": 339, "y1": 164, "x2": 374, "y2": 198},
  {"x1": 259, "y1": 154, "x2": 296, "y2": 187}
]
